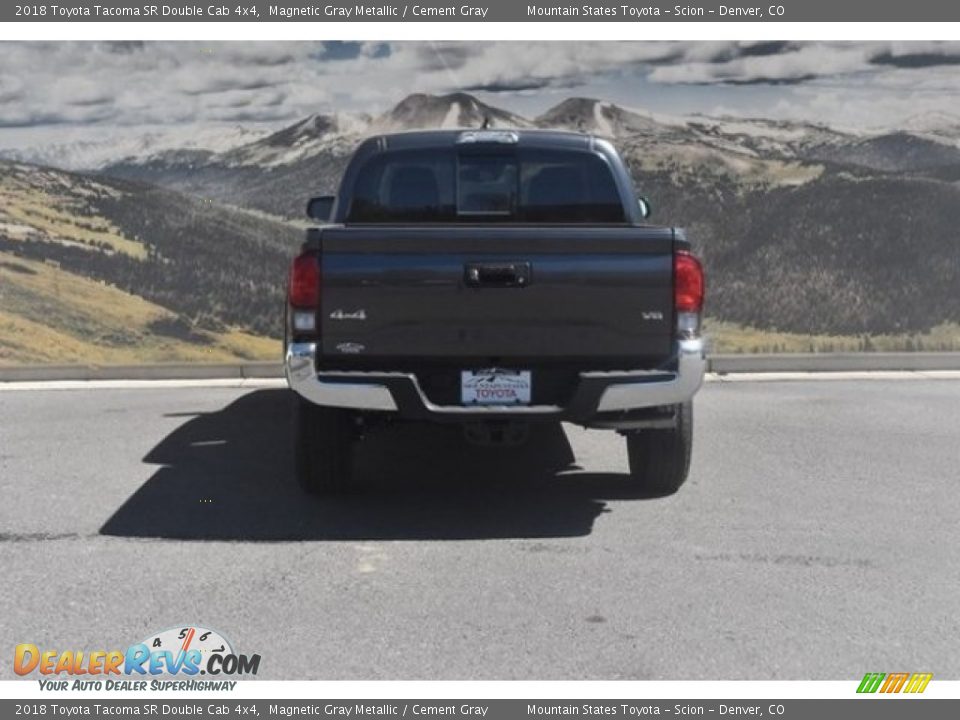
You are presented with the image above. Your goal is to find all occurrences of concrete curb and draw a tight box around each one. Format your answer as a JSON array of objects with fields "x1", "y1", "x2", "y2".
[
  {"x1": 0, "y1": 362, "x2": 283, "y2": 382},
  {"x1": 709, "y1": 352, "x2": 960, "y2": 374},
  {"x1": 2, "y1": 353, "x2": 960, "y2": 382}
]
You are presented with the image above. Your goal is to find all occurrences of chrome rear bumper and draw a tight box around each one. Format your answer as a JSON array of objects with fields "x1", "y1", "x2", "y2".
[
  {"x1": 285, "y1": 342, "x2": 397, "y2": 411},
  {"x1": 591, "y1": 338, "x2": 706, "y2": 412},
  {"x1": 285, "y1": 338, "x2": 706, "y2": 417}
]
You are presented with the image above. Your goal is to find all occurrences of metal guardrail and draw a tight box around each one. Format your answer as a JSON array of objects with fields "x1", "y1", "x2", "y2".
[{"x1": 2, "y1": 353, "x2": 960, "y2": 382}]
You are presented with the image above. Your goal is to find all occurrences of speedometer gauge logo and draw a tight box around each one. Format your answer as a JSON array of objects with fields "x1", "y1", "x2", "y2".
[
  {"x1": 139, "y1": 626, "x2": 234, "y2": 674},
  {"x1": 129, "y1": 624, "x2": 260, "y2": 677}
]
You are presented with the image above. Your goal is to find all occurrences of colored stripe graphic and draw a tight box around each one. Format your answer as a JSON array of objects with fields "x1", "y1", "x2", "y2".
[
  {"x1": 880, "y1": 672, "x2": 909, "y2": 693},
  {"x1": 857, "y1": 673, "x2": 885, "y2": 693},
  {"x1": 857, "y1": 672, "x2": 932, "y2": 694},
  {"x1": 904, "y1": 673, "x2": 933, "y2": 693}
]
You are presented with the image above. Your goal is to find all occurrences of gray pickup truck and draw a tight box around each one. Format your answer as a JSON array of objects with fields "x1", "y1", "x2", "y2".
[{"x1": 285, "y1": 129, "x2": 705, "y2": 495}]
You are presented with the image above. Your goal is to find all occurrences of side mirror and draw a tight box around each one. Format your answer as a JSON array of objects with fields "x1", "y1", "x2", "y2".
[
  {"x1": 637, "y1": 196, "x2": 652, "y2": 220},
  {"x1": 306, "y1": 195, "x2": 335, "y2": 222}
]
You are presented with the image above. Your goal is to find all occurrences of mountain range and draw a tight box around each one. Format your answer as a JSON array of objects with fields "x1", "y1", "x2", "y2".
[
  {"x1": 2, "y1": 91, "x2": 959, "y2": 362},
  {"x1": 96, "y1": 92, "x2": 960, "y2": 209},
  {"x1": 98, "y1": 92, "x2": 960, "y2": 336}
]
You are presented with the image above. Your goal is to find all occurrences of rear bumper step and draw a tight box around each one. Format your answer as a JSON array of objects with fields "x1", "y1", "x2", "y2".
[{"x1": 285, "y1": 339, "x2": 706, "y2": 422}]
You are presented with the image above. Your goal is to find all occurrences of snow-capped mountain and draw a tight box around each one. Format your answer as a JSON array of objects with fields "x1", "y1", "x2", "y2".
[
  {"x1": 219, "y1": 112, "x2": 371, "y2": 168},
  {"x1": 535, "y1": 97, "x2": 684, "y2": 139},
  {"x1": 93, "y1": 91, "x2": 960, "y2": 220},
  {"x1": 899, "y1": 111, "x2": 960, "y2": 145},
  {"x1": 683, "y1": 115, "x2": 858, "y2": 157},
  {"x1": 374, "y1": 92, "x2": 532, "y2": 133},
  {"x1": 0, "y1": 124, "x2": 273, "y2": 172},
  {"x1": 140, "y1": 93, "x2": 533, "y2": 173},
  {"x1": 10, "y1": 91, "x2": 960, "y2": 177}
]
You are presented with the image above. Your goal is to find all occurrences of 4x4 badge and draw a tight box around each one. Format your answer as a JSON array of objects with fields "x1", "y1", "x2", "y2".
[{"x1": 330, "y1": 309, "x2": 367, "y2": 320}]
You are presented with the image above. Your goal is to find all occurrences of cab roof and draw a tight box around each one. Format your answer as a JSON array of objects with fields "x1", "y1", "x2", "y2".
[{"x1": 361, "y1": 128, "x2": 604, "y2": 153}]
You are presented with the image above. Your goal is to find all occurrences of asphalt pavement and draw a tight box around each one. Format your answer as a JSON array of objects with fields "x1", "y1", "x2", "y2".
[{"x1": 1, "y1": 379, "x2": 958, "y2": 680}]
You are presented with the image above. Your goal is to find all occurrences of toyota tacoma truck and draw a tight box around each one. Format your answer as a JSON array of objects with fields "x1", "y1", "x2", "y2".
[{"x1": 285, "y1": 129, "x2": 705, "y2": 495}]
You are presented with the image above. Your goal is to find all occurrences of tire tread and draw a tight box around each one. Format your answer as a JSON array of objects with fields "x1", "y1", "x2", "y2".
[{"x1": 625, "y1": 401, "x2": 693, "y2": 496}]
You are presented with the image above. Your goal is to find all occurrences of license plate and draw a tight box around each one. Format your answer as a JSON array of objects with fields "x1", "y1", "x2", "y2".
[{"x1": 461, "y1": 369, "x2": 532, "y2": 405}]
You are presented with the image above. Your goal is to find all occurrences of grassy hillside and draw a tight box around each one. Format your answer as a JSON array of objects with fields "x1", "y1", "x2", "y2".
[
  {"x1": 0, "y1": 252, "x2": 276, "y2": 364},
  {"x1": 104, "y1": 148, "x2": 352, "y2": 221},
  {"x1": 705, "y1": 318, "x2": 960, "y2": 354},
  {"x1": 0, "y1": 160, "x2": 302, "y2": 352},
  {"x1": 0, "y1": 164, "x2": 147, "y2": 259},
  {"x1": 641, "y1": 169, "x2": 960, "y2": 335}
]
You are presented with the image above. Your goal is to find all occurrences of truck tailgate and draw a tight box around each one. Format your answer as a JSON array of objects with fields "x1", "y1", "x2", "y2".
[{"x1": 318, "y1": 226, "x2": 675, "y2": 365}]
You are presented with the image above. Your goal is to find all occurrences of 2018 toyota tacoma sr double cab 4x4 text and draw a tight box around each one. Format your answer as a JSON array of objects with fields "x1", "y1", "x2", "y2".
[{"x1": 284, "y1": 129, "x2": 706, "y2": 496}]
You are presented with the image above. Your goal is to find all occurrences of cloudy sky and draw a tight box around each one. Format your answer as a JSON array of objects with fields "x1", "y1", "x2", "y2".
[{"x1": 2, "y1": 40, "x2": 960, "y2": 148}]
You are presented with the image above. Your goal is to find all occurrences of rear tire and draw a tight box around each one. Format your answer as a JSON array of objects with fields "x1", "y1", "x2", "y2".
[
  {"x1": 625, "y1": 401, "x2": 693, "y2": 496},
  {"x1": 294, "y1": 399, "x2": 355, "y2": 495}
]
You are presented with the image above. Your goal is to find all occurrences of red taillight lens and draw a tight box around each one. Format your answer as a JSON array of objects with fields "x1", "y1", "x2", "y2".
[
  {"x1": 289, "y1": 252, "x2": 319, "y2": 308},
  {"x1": 674, "y1": 250, "x2": 704, "y2": 313}
]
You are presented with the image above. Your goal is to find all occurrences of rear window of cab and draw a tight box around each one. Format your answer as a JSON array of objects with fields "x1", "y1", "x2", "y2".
[{"x1": 346, "y1": 148, "x2": 626, "y2": 224}]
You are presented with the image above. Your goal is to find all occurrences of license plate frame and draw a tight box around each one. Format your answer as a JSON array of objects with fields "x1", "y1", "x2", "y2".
[{"x1": 460, "y1": 369, "x2": 532, "y2": 405}]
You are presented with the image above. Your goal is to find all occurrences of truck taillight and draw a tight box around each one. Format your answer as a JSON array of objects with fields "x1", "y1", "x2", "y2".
[
  {"x1": 289, "y1": 252, "x2": 319, "y2": 308},
  {"x1": 674, "y1": 250, "x2": 704, "y2": 313},
  {"x1": 674, "y1": 250, "x2": 704, "y2": 336},
  {"x1": 289, "y1": 252, "x2": 319, "y2": 333}
]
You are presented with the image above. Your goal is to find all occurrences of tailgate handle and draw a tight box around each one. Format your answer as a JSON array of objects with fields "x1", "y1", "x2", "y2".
[{"x1": 464, "y1": 262, "x2": 531, "y2": 288}]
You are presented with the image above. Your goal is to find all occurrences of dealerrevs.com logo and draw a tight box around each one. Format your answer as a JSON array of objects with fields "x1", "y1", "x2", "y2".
[{"x1": 15, "y1": 626, "x2": 260, "y2": 691}]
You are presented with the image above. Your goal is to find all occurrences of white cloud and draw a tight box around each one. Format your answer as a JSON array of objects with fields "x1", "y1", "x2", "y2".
[{"x1": 1, "y1": 41, "x2": 959, "y2": 138}]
